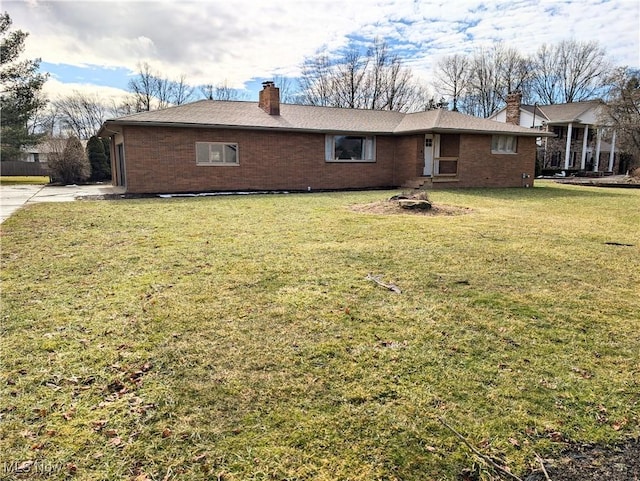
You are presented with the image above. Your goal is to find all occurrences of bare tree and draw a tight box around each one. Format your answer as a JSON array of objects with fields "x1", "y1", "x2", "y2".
[
  {"x1": 200, "y1": 84, "x2": 215, "y2": 100},
  {"x1": 171, "y1": 74, "x2": 195, "y2": 105},
  {"x1": 363, "y1": 39, "x2": 390, "y2": 109},
  {"x1": 154, "y1": 75, "x2": 174, "y2": 110},
  {"x1": 271, "y1": 75, "x2": 299, "y2": 104},
  {"x1": 334, "y1": 48, "x2": 369, "y2": 108},
  {"x1": 464, "y1": 45, "x2": 505, "y2": 117},
  {"x1": 380, "y1": 55, "x2": 417, "y2": 111},
  {"x1": 531, "y1": 40, "x2": 611, "y2": 104},
  {"x1": 52, "y1": 91, "x2": 110, "y2": 139},
  {"x1": 433, "y1": 54, "x2": 470, "y2": 111},
  {"x1": 448, "y1": 43, "x2": 533, "y2": 117},
  {"x1": 496, "y1": 45, "x2": 532, "y2": 103},
  {"x1": 297, "y1": 39, "x2": 420, "y2": 112},
  {"x1": 128, "y1": 62, "x2": 157, "y2": 111},
  {"x1": 198, "y1": 81, "x2": 247, "y2": 101},
  {"x1": 128, "y1": 62, "x2": 195, "y2": 111},
  {"x1": 298, "y1": 52, "x2": 334, "y2": 106},
  {"x1": 604, "y1": 67, "x2": 640, "y2": 170}
]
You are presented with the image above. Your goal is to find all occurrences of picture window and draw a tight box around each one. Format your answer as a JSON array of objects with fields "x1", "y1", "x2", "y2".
[
  {"x1": 325, "y1": 135, "x2": 375, "y2": 162},
  {"x1": 196, "y1": 142, "x2": 238, "y2": 165}
]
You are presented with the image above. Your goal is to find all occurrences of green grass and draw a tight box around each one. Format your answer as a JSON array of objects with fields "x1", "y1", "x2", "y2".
[
  {"x1": 0, "y1": 175, "x2": 50, "y2": 185},
  {"x1": 1, "y1": 181, "x2": 639, "y2": 480}
]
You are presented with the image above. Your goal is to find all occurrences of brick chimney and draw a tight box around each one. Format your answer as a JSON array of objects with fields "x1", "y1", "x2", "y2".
[
  {"x1": 259, "y1": 81, "x2": 280, "y2": 115},
  {"x1": 506, "y1": 91, "x2": 522, "y2": 125}
]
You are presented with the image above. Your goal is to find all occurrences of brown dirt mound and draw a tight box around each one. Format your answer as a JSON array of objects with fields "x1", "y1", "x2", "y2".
[{"x1": 349, "y1": 199, "x2": 472, "y2": 216}]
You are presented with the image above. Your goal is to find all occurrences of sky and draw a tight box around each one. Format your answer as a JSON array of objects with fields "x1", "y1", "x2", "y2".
[{"x1": 4, "y1": 0, "x2": 640, "y2": 104}]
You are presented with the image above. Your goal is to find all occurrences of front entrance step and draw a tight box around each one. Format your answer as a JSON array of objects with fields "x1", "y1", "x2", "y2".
[{"x1": 400, "y1": 177, "x2": 433, "y2": 189}]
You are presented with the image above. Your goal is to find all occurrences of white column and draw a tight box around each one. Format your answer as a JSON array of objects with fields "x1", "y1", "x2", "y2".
[
  {"x1": 580, "y1": 125, "x2": 589, "y2": 170},
  {"x1": 608, "y1": 130, "x2": 617, "y2": 172},
  {"x1": 564, "y1": 123, "x2": 573, "y2": 170},
  {"x1": 594, "y1": 128, "x2": 602, "y2": 172}
]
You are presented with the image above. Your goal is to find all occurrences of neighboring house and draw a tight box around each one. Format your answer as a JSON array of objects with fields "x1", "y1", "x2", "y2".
[
  {"x1": 0, "y1": 142, "x2": 50, "y2": 176},
  {"x1": 20, "y1": 141, "x2": 51, "y2": 163},
  {"x1": 97, "y1": 82, "x2": 551, "y2": 194},
  {"x1": 489, "y1": 93, "x2": 620, "y2": 174}
]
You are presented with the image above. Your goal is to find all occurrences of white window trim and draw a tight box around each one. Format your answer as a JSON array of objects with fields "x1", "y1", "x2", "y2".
[
  {"x1": 325, "y1": 135, "x2": 376, "y2": 162},
  {"x1": 491, "y1": 135, "x2": 518, "y2": 154},
  {"x1": 196, "y1": 142, "x2": 239, "y2": 166}
]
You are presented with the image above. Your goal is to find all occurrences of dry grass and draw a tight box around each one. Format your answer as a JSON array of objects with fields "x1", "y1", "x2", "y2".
[
  {"x1": 0, "y1": 176, "x2": 50, "y2": 185},
  {"x1": 1, "y1": 181, "x2": 639, "y2": 480}
]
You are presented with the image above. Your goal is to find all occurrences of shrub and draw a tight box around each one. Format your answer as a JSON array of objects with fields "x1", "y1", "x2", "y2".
[{"x1": 47, "y1": 136, "x2": 91, "y2": 184}]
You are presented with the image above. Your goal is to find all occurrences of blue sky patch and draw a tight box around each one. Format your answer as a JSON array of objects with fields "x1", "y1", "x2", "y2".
[{"x1": 41, "y1": 62, "x2": 132, "y2": 91}]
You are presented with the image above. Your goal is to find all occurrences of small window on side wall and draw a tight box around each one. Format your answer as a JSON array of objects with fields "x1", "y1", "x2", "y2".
[
  {"x1": 196, "y1": 142, "x2": 239, "y2": 165},
  {"x1": 491, "y1": 135, "x2": 517, "y2": 154},
  {"x1": 325, "y1": 135, "x2": 375, "y2": 162}
]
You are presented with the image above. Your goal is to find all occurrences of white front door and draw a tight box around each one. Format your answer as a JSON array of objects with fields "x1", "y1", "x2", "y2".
[{"x1": 423, "y1": 134, "x2": 434, "y2": 176}]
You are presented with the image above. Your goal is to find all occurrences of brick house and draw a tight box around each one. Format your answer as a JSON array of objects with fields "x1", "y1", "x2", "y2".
[
  {"x1": 98, "y1": 82, "x2": 550, "y2": 194},
  {"x1": 490, "y1": 93, "x2": 620, "y2": 174}
]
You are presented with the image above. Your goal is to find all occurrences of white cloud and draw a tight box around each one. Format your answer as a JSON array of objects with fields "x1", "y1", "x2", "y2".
[
  {"x1": 4, "y1": 0, "x2": 639, "y2": 99},
  {"x1": 42, "y1": 78, "x2": 130, "y2": 104}
]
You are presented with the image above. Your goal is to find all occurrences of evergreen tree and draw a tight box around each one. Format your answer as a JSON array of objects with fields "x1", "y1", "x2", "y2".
[
  {"x1": 101, "y1": 137, "x2": 111, "y2": 176},
  {"x1": 0, "y1": 12, "x2": 48, "y2": 161},
  {"x1": 86, "y1": 135, "x2": 110, "y2": 181}
]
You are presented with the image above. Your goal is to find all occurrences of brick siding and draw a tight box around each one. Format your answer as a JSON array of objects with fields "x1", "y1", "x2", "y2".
[
  {"x1": 123, "y1": 126, "x2": 397, "y2": 194},
  {"x1": 119, "y1": 126, "x2": 537, "y2": 193},
  {"x1": 451, "y1": 135, "x2": 536, "y2": 188}
]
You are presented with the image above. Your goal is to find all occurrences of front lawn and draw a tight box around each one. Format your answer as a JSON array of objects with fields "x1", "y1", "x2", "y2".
[
  {"x1": 0, "y1": 175, "x2": 50, "y2": 185},
  {"x1": 1, "y1": 182, "x2": 638, "y2": 480}
]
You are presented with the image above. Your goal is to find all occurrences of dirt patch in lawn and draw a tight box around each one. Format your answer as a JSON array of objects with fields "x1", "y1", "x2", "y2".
[
  {"x1": 350, "y1": 193, "x2": 472, "y2": 216},
  {"x1": 524, "y1": 439, "x2": 640, "y2": 481}
]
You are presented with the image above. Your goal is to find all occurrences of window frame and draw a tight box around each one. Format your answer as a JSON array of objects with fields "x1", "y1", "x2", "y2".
[
  {"x1": 553, "y1": 126, "x2": 564, "y2": 139},
  {"x1": 491, "y1": 135, "x2": 518, "y2": 154},
  {"x1": 195, "y1": 142, "x2": 239, "y2": 166},
  {"x1": 325, "y1": 135, "x2": 376, "y2": 162}
]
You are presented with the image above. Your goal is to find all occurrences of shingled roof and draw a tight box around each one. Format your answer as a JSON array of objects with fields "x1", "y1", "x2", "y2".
[
  {"x1": 99, "y1": 100, "x2": 546, "y2": 137},
  {"x1": 536, "y1": 100, "x2": 603, "y2": 124}
]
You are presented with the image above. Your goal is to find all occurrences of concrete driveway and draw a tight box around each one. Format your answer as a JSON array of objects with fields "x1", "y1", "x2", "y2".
[{"x1": 0, "y1": 184, "x2": 124, "y2": 224}]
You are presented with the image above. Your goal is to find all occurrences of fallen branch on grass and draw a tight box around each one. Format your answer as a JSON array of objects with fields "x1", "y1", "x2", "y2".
[
  {"x1": 365, "y1": 273, "x2": 401, "y2": 294},
  {"x1": 437, "y1": 416, "x2": 523, "y2": 481},
  {"x1": 534, "y1": 452, "x2": 553, "y2": 481}
]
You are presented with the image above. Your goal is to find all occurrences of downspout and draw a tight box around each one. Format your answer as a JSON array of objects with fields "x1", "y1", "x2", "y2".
[
  {"x1": 532, "y1": 104, "x2": 537, "y2": 128},
  {"x1": 391, "y1": 135, "x2": 398, "y2": 188}
]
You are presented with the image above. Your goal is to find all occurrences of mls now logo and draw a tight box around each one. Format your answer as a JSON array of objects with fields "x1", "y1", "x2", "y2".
[{"x1": 3, "y1": 460, "x2": 63, "y2": 475}]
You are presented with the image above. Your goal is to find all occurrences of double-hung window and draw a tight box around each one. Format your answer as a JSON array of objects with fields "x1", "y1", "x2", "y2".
[
  {"x1": 325, "y1": 135, "x2": 375, "y2": 162},
  {"x1": 196, "y1": 142, "x2": 239, "y2": 165},
  {"x1": 491, "y1": 135, "x2": 517, "y2": 154}
]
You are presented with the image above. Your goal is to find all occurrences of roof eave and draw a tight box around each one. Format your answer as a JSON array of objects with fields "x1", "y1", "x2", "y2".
[
  {"x1": 429, "y1": 127, "x2": 553, "y2": 137},
  {"x1": 99, "y1": 119, "x2": 553, "y2": 138},
  {"x1": 97, "y1": 120, "x2": 394, "y2": 136},
  {"x1": 544, "y1": 118, "x2": 584, "y2": 125}
]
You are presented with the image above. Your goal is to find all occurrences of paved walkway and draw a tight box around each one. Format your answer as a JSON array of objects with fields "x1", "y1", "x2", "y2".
[{"x1": 0, "y1": 184, "x2": 124, "y2": 224}]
